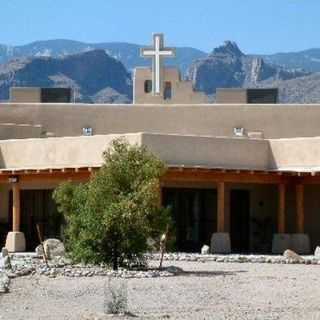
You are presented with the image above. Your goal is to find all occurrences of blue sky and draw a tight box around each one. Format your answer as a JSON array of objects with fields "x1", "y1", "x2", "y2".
[{"x1": 0, "y1": 0, "x2": 319, "y2": 54}]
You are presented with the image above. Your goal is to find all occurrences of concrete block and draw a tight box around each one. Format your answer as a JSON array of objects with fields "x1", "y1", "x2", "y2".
[
  {"x1": 5, "y1": 232, "x2": 26, "y2": 252},
  {"x1": 272, "y1": 234, "x2": 291, "y2": 254},
  {"x1": 291, "y1": 233, "x2": 310, "y2": 255},
  {"x1": 210, "y1": 233, "x2": 231, "y2": 254}
]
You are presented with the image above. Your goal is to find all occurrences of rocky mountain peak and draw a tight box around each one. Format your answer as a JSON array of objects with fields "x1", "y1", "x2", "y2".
[
  {"x1": 211, "y1": 41, "x2": 244, "y2": 58},
  {"x1": 189, "y1": 41, "x2": 310, "y2": 95}
]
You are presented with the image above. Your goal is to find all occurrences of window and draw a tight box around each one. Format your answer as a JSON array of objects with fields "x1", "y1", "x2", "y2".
[
  {"x1": 144, "y1": 80, "x2": 152, "y2": 93},
  {"x1": 164, "y1": 82, "x2": 172, "y2": 100}
]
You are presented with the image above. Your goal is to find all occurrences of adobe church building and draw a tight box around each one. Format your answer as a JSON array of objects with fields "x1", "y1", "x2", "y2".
[{"x1": 1, "y1": 34, "x2": 320, "y2": 256}]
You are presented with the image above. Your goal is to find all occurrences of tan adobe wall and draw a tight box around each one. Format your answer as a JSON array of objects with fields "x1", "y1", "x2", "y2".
[
  {"x1": 216, "y1": 89, "x2": 247, "y2": 104},
  {"x1": 133, "y1": 68, "x2": 208, "y2": 104},
  {"x1": 0, "y1": 123, "x2": 43, "y2": 139},
  {"x1": 10, "y1": 87, "x2": 41, "y2": 103},
  {"x1": 269, "y1": 137, "x2": 320, "y2": 170},
  {"x1": 0, "y1": 134, "x2": 142, "y2": 170},
  {"x1": 141, "y1": 133, "x2": 270, "y2": 170},
  {"x1": 1, "y1": 103, "x2": 320, "y2": 140},
  {"x1": 0, "y1": 132, "x2": 319, "y2": 172}
]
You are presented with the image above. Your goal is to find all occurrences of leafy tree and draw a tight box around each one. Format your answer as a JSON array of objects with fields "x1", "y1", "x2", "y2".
[{"x1": 53, "y1": 138, "x2": 171, "y2": 270}]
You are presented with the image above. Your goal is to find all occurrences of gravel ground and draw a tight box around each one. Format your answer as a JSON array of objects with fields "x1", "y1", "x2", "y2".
[{"x1": 1, "y1": 260, "x2": 320, "y2": 320}]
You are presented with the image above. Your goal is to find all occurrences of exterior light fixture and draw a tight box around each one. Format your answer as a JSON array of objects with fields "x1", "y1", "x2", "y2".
[
  {"x1": 8, "y1": 176, "x2": 19, "y2": 183},
  {"x1": 233, "y1": 127, "x2": 245, "y2": 137},
  {"x1": 82, "y1": 127, "x2": 93, "y2": 136}
]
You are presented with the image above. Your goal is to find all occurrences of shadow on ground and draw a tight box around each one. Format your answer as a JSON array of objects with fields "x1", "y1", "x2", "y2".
[{"x1": 178, "y1": 270, "x2": 247, "y2": 277}]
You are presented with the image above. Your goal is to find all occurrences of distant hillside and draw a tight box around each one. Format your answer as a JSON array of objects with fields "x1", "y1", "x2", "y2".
[
  {"x1": 0, "y1": 50, "x2": 132, "y2": 103},
  {"x1": 0, "y1": 39, "x2": 206, "y2": 75},
  {"x1": 256, "y1": 72, "x2": 320, "y2": 103},
  {"x1": 188, "y1": 41, "x2": 310, "y2": 96},
  {"x1": 261, "y1": 48, "x2": 320, "y2": 73}
]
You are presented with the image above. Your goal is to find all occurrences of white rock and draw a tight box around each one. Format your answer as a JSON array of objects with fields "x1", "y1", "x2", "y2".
[
  {"x1": 201, "y1": 245, "x2": 210, "y2": 255},
  {"x1": 283, "y1": 249, "x2": 304, "y2": 263},
  {"x1": 314, "y1": 246, "x2": 320, "y2": 258}
]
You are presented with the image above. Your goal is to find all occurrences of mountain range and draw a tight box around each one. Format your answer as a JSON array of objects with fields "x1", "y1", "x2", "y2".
[
  {"x1": 2, "y1": 39, "x2": 320, "y2": 103},
  {"x1": 0, "y1": 50, "x2": 132, "y2": 103},
  {"x1": 3, "y1": 39, "x2": 320, "y2": 74},
  {"x1": 0, "y1": 39, "x2": 206, "y2": 76}
]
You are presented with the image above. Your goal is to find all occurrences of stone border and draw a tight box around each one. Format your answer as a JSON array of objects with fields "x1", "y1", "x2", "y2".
[
  {"x1": 146, "y1": 253, "x2": 320, "y2": 265},
  {"x1": 2, "y1": 255, "x2": 181, "y2": 282}
]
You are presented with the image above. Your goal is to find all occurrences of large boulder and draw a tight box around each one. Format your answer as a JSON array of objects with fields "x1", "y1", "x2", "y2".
[
  {"x1": 36, "y1": 239, "x2": 65, "y2": 259},
  {"x1": 283, "y1": 249, "x2": 304, "y2": 263}
]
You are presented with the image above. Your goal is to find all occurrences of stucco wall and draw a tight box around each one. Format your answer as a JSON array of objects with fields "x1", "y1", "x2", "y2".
[
  {"x1": 269, "y1": 137, "x2": 320, "y2": 170},
  {"x1": 0, "y1": 123, "x2": 43, "y2": 140},
  {"x1": 1, "y1": 132, "x2": 320, "y2": 172},
  {"x1": 0, "y1": 134, "x2": 142, "y2": 170},
  {"x1": 10, "y1": 88, "x2": 41, "y2": 103},
  {"x1": 141, "y1": 133, "x2": 270, "y2": 170},
  {"x1": 133, "y1": 68, "x2": 207, "y2": 104},
  {"x1": 2, "y1": 104, "x2": 320, "y2": 140},
  {"x1": 0, "y1": 133, "x2": 271, "y2": 171},
  {"x1": 216, "y1": 89, "x2": 247, "y2": 104}
]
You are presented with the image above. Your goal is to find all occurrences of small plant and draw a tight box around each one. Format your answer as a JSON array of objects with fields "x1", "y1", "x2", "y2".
[{"x1": 104, "y1": 277, "x2": 128, "y2": 315}]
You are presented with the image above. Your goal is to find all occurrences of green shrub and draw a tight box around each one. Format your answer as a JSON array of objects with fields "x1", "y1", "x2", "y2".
[{"x1": 53, "y1": 138, "x2": 171, "y2": 270}]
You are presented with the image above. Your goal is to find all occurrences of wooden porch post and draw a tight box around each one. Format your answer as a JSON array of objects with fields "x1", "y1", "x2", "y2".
[
  {"x1": 12, "y1": 183, "x2": 21, "y2": 232},
  {"x1": 278, "y1": 184, "x2": 286, "y2": 233},
  {"x1": 296, "y1": 184, "x2": 304, "y2": 233},
  {"x1": 217, "y1": 181, "x2": 228, "y2": 232}
]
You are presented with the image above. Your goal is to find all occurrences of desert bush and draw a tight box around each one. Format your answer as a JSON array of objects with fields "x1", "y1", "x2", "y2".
[{"x1": 53, "y1": 138, "x2": 171, "y2": 270}]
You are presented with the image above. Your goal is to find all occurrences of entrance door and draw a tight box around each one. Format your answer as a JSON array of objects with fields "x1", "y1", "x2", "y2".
[
  {"x1": 230, "y1": 190, "x2": 250, "y2": 253},
  {"x1": 162, "y1": 188, "x2": 216, "y2": 252},
  {"x1": 9, "y1": 190, "x2": 62, "y2": 251}
]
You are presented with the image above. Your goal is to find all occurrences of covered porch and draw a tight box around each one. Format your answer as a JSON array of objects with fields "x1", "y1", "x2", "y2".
[
  {"x1": 161, "y1": 167, "x2": 320, "y2": 254},
  {"x1": 1, "y1": 166, "x2": 320, "y2": 254}
]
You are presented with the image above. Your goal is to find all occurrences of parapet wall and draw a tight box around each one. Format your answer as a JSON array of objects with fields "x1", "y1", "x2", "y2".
[
  {"x1": 0, "y1": 132, "x2": 319, "y2": 172},
  {"x1": 1, "y1": 103, "x2": 320, "y2": 140}
]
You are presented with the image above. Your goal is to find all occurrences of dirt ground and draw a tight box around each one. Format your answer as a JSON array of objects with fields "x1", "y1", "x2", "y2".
[{"x1": 1, "y1": 261, "x2": 320, "y2": 320}]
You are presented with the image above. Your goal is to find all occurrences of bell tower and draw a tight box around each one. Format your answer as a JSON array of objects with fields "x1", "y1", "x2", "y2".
[{"x1": 133, "y1": 33, "x2": 208, "y2": 104}]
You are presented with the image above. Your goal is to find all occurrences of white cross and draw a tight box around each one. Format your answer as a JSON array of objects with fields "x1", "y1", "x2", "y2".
[{"x1": 141, "y1": 34, "x2": 176, "y2": 96}]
